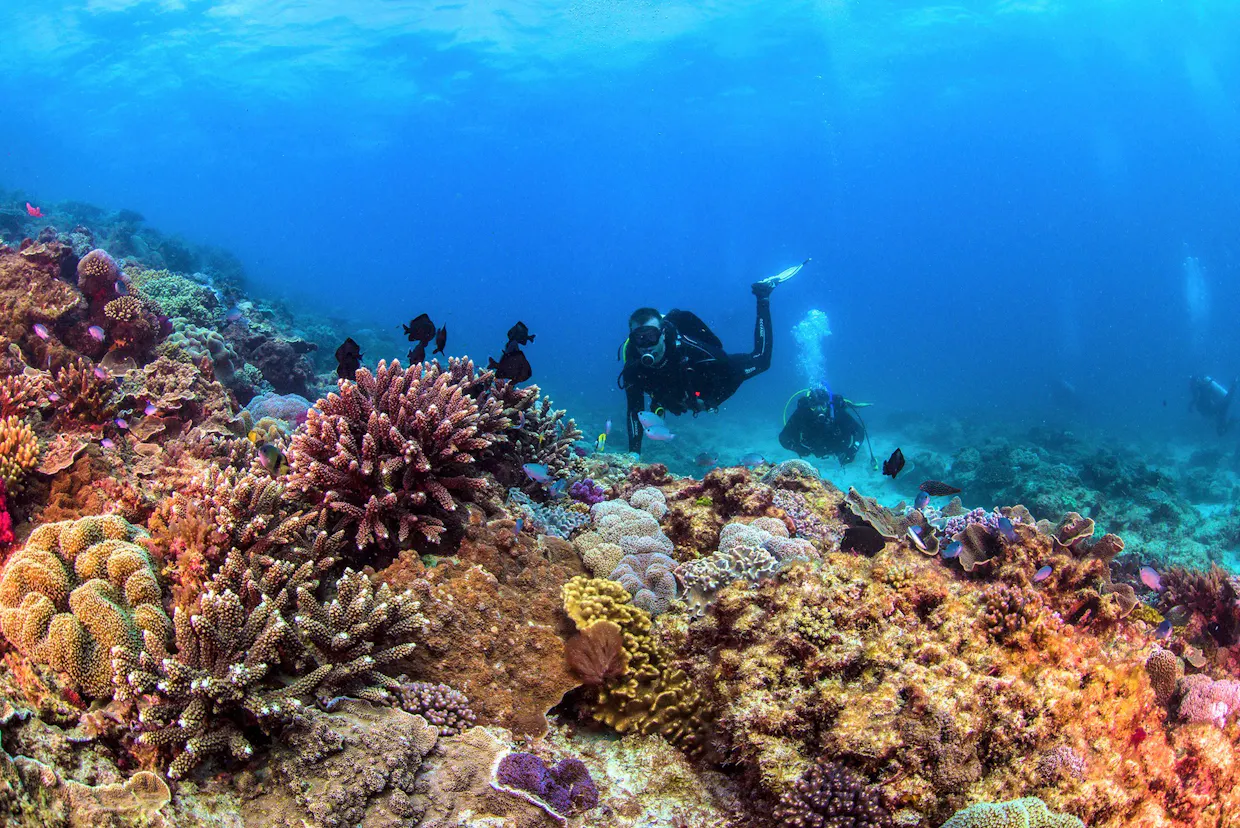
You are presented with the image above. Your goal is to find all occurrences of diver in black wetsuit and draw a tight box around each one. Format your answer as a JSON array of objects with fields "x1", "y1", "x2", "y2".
[
  {"x1": 1189, "y1": 375, "x2": 1237, "y2": 435},
  {"x1": 778, "y1": 387, "x2": 866, "y2": 465},
  {"x1": 620, "y1": 274, "x2": 792, "y2": 454}
]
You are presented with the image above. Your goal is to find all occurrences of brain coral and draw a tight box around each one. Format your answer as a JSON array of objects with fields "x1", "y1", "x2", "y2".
[
  {"x1": 0, "y1": 414, "x2": 40, "y2": 489},
  {"x1": 941, "y1": 797, "x2": 1084, "y2": 828},
  {"x1": 0, "y1": 515, "x2": 169, "y2": 697}
]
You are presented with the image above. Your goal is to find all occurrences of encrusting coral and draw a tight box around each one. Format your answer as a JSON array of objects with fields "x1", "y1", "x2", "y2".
[
  {"x1": 561, "y1": 576, "x2": 710, "y2": 753},
  {"x1": 288, "y1": 358, "x2": 507, "y2": 549},
  {"x1": 0, "y1": 515, "x2": 168, "y2": 698}
]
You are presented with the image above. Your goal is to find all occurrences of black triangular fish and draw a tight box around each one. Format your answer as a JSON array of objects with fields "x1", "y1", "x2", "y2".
[
  {"x1": 408, "y1": 341, "x2": 426, "y2": 364},
  {"x1": 919, "y1": 480, "x2": 961, "y2": 496},
  {"x1": 882, "y1": 448, "x2": 905, "y2": 479},
  {"x1": 506, "y1": 321, "x2": 535, "y2": 346},
  {"x1": 433, "y1": 326, "x2": 447, "y2": 355},
  {"x1": 488, "y1": 348, "x2": 532, "y2": 383},
  {"x1": 335, "y1": 337, "x2": 362, "y2": 380},
  {"x1": 402, "y1": 313, "x2": 436, "y2": 344}
]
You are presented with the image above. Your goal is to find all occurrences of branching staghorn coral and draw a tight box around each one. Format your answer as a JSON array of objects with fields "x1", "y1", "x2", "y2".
[
  {"x1": 490, "y1": 389, "x2": 582, "y2": 478},
  {"x1": 290, "y1": 568, "x2": 426, "y2": 702},
  {"x1": 0, "y1": 414, "x2": 40, "y2": 490},
  {"x1": 0, "y1": 373, "x2": 48, "y2": 419},
  {"x1": 288, "y1": 358, "x2": 507, "y2": 548},
  {"x1": 49, "y1": 357, "x2": 120, "y2": 423}
]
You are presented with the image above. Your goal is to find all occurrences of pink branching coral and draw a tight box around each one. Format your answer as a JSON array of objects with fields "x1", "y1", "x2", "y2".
[{"x1": 288, "y1": 359, "x2": 507, "y2": 549}]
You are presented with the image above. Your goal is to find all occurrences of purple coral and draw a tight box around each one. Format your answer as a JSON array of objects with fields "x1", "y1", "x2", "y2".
[
  {"x1": 495, "y1": 752, "x2": 599, "y2": 818},
  {"x1": 941, "y1": 506, "x2": 1020, "y2": 538},
  {"x1": 773, "y1": 489, "x2": 838, "y2": 548},
  {"x1": 569, "y1": 478, "x2": 607, "y2": 505},
  {"x1": 610, "y1": 552, "x2": 679, "y2": 616},
  {"x1": 246, "y1": 391, "x2": 312, "y2": 425},
  {"x1": 1178, "y1": 674, "x2": 1240, "y2": 727},
  {"x1": 397, "y1": 681, "x2": 476, "y2": 736},
  {"x1": 288, "y1": 358, "x2": 506, "y2": 548}
]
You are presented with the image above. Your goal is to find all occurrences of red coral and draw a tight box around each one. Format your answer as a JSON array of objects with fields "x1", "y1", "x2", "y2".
[
  {"x1": 0, "y1": 478, "x2": 13, "y2": 551},
  {"x1": 288, "y1": 358, "x2": 507, "y2": 550}
]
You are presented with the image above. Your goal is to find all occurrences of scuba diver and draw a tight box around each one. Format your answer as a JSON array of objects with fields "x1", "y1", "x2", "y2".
[
  {"x1": 1189, "y1": 375, "x2": 1237, "y2": 435},
  {"x1": 778, "y1": 386, "x2": 870, "y2": 466},
  {"x1": 619, "y1": 260, "x2": 807, "y2": 453}
]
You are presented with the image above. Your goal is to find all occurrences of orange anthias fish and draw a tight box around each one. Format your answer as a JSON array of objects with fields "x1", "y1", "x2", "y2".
[{"x1": 25, "y1": 202, "x2": 43, "y2": 218}]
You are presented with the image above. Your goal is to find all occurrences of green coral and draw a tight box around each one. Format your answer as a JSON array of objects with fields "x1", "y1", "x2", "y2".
[
  {"x1": 562, "y1": 576, "x2": 709, "y2": 752},
  {"x1": 128, "y1": 266, "x2": 221, "y2": 328},
  {"x1": 942, "y1": 797, "x2": 1084, "y2": 828}
]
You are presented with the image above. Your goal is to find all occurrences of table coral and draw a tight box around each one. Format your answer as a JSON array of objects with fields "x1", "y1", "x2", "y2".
[
  {"x1": 288, "y1": 358, "x2": 506, "y2": 550},
  {"x1": 0, "y1": 515, "x2": 168, "y2": 698}
]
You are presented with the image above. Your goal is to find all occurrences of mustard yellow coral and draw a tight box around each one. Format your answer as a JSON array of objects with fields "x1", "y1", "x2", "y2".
[
  {"x1": 0, "y1": 515, "x2": 169, "y2": 698},
  {"x1": 561, "y1": 576, "x2": 708, "y2": 751},
  {"x1": 0, "y1": 414, "x2": 40, "y2": 489}
]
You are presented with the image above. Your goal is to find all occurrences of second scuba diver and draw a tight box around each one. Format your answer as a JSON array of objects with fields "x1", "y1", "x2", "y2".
[
  {"x1": 1189, "y1": 375, "x2": 1237, "y2": 435},
  {"x1": 778, "y1": 386, "x2": 870, "y2": 466},
  {"x1": 619, "y1": 261, "x2": 807, "y2": 453}
]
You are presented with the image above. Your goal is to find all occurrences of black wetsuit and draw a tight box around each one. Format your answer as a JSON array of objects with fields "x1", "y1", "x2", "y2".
[
  {"x1": 1189, "y1": 376, "x2": 1237, "y2": 435},
  {"x1": 778, "y1": 394, "x2": 865, "y2": 464},
  {"x1": 621, "y1": 295, "x2": 772, "y2": 453}
]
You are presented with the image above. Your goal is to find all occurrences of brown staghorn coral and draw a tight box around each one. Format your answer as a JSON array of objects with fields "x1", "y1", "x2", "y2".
[
  {"x1": 290, "y1": 568, "x2": 426, "y2": 702},
  {"x1": 486, "y1": 387, "x2": 582, "y2": 483},
  {"x1": 49, "y1": 357, "x2": 121, "y2": 423},
  {"x1": 561, "y1": 576, "x2": 710, "y2": 753},
  {"x1": 0, "y1": 515, "x2": 169, "y2": 698},
  {"x1": 0, "y1": 414, "x2": 40, "y2": 490},
  {"x1": 288, "y1": 358, "x2": 506, "y2": 549},
  {"x1": 0, "y1": 373, "x2": 48, "y2": 419}
]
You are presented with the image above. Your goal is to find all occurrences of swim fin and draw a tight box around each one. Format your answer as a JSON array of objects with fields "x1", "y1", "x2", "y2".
[{"x1": 766, "y1": 258, "x2": 810, "y2": 286}]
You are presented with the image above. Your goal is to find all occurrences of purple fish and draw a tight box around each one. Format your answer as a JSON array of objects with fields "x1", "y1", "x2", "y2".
[
  {"x1": 93, "y1": 367, "x2": 109, "y2": 380},
  {"x1": 604, "y1": 419, "x2": 612, "y2": 436},
  {"x1": 637, "y1": 411, "x2": 663, "y2": 429},
  {"x1": 115, "y1": 417, "x2": 128, "y2": 429},
  {"x1": 996, "y1": 516, "x2": 1017, "y2": 542},
  {"x1": 144, "y1": 403, "x2": 158, "y2": 416},
  {"x1": 522, "y1": 463, "x2": 551, "y2": 483},
  {"x1": 906, "y1": 526, "x2": 927, "y2": 552},
  {"x1": 100, "y1": 437, "x2": 115, "y2": 449},
  {"x1": 1033, "y1": 565, "x2": 1053, "y2": 583},
  {"x1": 87, "y1": 325, "x2": 106, "y2": 342},
  {"x1": 1139, "y1": 566, "x2": 1161, "y2": 592},
  {"x1": 514, "y1": 517, "x2": 524, "y2": 536},
  {"x1": 644, "y1": 425, "x2": 675, "y2": 441},
  {"x1": 32, "y1": 323, "x2": 49, "y2": 340},
  {"x1": 914, "y1": 491, "x2": 930, "y2": 511},
  {"x1": 47, "y1": 392, "x2": 61, "y2": 403},
  {"x1": 516, "y1": 411, "x2": 526, "y2": 430}
]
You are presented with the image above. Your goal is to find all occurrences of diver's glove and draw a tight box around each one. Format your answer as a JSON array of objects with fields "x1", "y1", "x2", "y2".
[{"x1": 751, "y1": 280, "x2": 776, "y2": 299}]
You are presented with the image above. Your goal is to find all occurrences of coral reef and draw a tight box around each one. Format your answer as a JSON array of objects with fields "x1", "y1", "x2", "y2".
[
  {"x1": 941, "y1": 797, "x2": 1083, "y2": 828},
  {"x1": 507, "y1": 488, "x2": 590, "y2": 539},
  {"x1": 494, "y1": 752, "x2": 599, "y2": 819},
  {"x1": 609, "y1": 552, "x2": 679, "y2": 616},
  {"x1": 396, "y1": 681, "x2": 476, "y2": 736},
  {"x1": 0, "y1": 415, "x2": 40, "y2": 491}
]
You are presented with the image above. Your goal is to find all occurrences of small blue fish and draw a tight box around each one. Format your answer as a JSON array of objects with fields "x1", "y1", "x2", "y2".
[
  {"x1": 914, "y1": 491, "x2": 930, "y2": 511},
  {"x1": 604, "y1": 419, "x2": 612, "y2": 436},
  {"x1": 514, "y1": 517, "x2": 524, "y2": 536},
  {"x1": 695, "y1": 452, "x2": 719, "y2": 468},
  {"x1": 1154, "y1": 619, "x2": 1173, "y2": 640},
  {"x1": 644, "y1": 425, "x2": 675, "y2": 441},
  {"x1": 1033, "y1": 565, "x2": 1053, "y2": 583},
  {"x1": 522, "y1": 463, "x2": 551, "y2": 483},
  {"x1": 637, "y1": 411, "x2": 663, "y2": 429},
  {"x1": 942, "y1": 541, "x2": 962, "y2": 559},
  {"x1": 996, "y1": 517, "x2": 1017, "y2": 542},
  {"x1": 549, "y1": 479, "x2": 568, "y2": 497},
  {"x1": 738, "y1": 453, "x2": 766, "y2": 467},
  {"x1": 906, "y1": 526, "x2": 927, "y2": 552},
  {"x1": 225, "y1": 305, "x2": 244, "y2": 323},
  {"x1": 516, "y1": 411, "x2": 526, "y2": 429}
]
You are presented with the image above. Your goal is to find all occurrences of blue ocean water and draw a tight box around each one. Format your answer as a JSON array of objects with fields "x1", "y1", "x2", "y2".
[{"x1": 2, "y1": 1, "x2": 1239, "y2": 476}]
